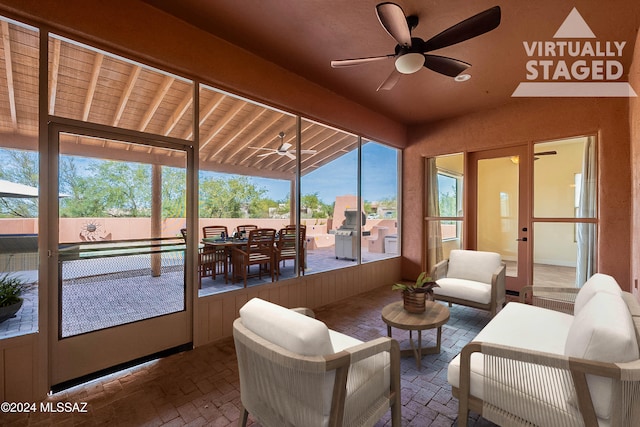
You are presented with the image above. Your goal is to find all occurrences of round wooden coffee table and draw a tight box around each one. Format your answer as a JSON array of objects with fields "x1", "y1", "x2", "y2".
[{"x1": 381, "y1": 300, "x2": 450, "y2": 369}]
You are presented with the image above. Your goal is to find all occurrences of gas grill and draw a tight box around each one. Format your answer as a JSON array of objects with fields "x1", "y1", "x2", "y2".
[{"x1": 331, "y1": 209, "x2": 370, "y2": 260}]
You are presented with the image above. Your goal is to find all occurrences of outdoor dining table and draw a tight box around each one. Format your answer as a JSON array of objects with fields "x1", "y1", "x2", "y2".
[{"x1": 201, "y1": 237, "x2": 248, "y2": 282}]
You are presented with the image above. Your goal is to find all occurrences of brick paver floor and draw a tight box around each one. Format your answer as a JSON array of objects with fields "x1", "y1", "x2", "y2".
[{"x1": 4, "y1": 285, "x2": 497, "y2": 426}]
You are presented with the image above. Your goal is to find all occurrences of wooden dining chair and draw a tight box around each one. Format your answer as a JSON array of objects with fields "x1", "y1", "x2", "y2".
[
  {"x1": 275, "y1": 225, "x2": 306, "y2": 278},
  {"x1": 180, "y1": 227, "x2": 220, "y2": 288},
  {"x1": 202, "y1": 225, "x2": 228, "y2": 239},
  {"x1": 236, "y1": 224, "x2": 258, "y2": 234},
  {"x1": 231, "y1": 228, "x2": 276, "y2": 287}
]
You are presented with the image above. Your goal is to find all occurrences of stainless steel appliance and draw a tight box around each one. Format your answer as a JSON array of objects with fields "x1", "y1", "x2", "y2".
[{"x1": 331, "y1": 209, "x2": 369, "y2": 260}]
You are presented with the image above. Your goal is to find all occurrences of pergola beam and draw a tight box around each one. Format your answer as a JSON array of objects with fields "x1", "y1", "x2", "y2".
[
  {"x1": 82, "y1": 53, "x2": 103, "y2": 121},
  {"x1": 138, "y1": 75, "x2": 173, "y2": 132},
  {"x1": 113, "y1": 65, "x2": 140, "y2": 127},
  {"x1": 201, "y1": 101, "x2": 245, "y2": 155}
]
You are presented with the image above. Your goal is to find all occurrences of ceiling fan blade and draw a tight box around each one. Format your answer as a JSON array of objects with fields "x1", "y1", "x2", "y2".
[
  {"x1": 285, "y1": 152, "x2": 296, "y2": 160},
  {"x1": 289, "y1": 149, "x2": 318, "y2": 155},
  {"x1": 424, "y1": 54, "x2": 470, "y2": 77},
  {"x1": 534, "y1": 150, "x2": 557, "y2": 156},
  {"x1": 423, "y1": 6, "x2": 501, "y2": 52},
  {"x1": 377, "y1": 68, "x2": 402, "y2": 91},
  {"x1": 376, "y1": 2, "x2": 412, "y2": 47},
  {"x1": 331, "y1": 55, "x2": 394, "y2": 68},
  {"x1": 248, "y1": 146, "x2": 274, "y2": 152},
  {"x1": 257, "y1": 152, "x2": 274, "y2": 158},
  {"x1": 280, "y1": 142, "x2": 292, "y2": 151}
]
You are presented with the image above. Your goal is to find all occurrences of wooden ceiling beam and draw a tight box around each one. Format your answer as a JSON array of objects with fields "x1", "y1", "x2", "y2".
[
  {"x1": 182, "y1": 91, "x2": 224, "y2": 140},
  {"x1": 1, "y1": 21, "x2": 17, "y2": 128},
  {"x1": 163, "y1": 91, "x2": 192, "y2": 136},
  {"x1": 201, "y1": 101, "x2": 245, "y2": 156},
  {"x1": 82, "y1": 53, "x2": 103, "y2": 121},
  {"x1": 218, "y1": 107, "x2": 271, "y2": 163},
  {"x1": 113, "y1": 64, "x2": 140, "y2": 126},
  {"x1": 138, "y1": 75, "x2": 174, "y2": 132},
  {"x1": 49, "y1": 37, "x2": 61, "y2": 115}
]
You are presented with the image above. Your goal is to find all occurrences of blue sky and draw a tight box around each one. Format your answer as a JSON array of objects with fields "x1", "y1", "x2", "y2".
[{"x1": 251, "y1": 142, "x2": 399, "y2": 204}]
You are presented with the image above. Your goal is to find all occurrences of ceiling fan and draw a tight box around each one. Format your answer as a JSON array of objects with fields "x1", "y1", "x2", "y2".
[
  {"x1": 330, "y1": 2, "x2": 501, "y2": 91},
  {"x1": 249, "y1": 132, "x2": 317, "y2": 160},
  {"x1": 534, "y1": 150, "x2": 557, "y2": 160}
]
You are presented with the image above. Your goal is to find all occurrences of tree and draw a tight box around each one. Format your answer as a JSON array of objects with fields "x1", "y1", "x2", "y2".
[
  {"x1": 199, "y1": 176, "x2": 267, "y2": 218},
  {"x1": 161, "y1": 167, "x2": 187, "y2": 218}
]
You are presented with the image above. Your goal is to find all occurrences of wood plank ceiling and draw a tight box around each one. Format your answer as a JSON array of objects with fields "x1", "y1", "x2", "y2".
[{"x1": 0, "y1": 20, "x2": 361, "y2": 181}]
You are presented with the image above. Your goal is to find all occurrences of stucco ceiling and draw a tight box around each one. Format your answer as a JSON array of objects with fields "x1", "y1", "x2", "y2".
[{"x1": 142, "y1": 0, "x2": 640, "y2": 126}]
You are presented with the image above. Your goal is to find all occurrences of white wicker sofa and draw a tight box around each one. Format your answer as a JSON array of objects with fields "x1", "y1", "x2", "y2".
[
  {"x1": 233, "y1": 298, "x2": 401, "y2": 427},
  {"x1": 449, "y1": 273, "x2": 640, "y2": 426},
  {"x1": 430, "y1": 249, "x2": 506, "y2": 317}
]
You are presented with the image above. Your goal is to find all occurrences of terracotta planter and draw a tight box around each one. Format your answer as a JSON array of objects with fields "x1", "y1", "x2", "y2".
[{"x1": 0, "y1": 298, "x2": 23, "y2": 323}]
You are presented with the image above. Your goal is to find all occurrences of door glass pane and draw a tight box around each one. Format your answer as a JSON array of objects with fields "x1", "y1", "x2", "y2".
[
  {"x1": 477, "y1": 156, "x2": 518, "y2": 277},
  {"x1": 59, "y1": 133, "x2": 187, "y2": 338},
  {"x1": 534, "y1": 137, "x2": 596, "y2": 218}
]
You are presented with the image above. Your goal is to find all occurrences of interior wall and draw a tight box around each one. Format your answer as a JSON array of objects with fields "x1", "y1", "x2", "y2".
[
  {"x1": 404, "y1": 97, "x2": 632, "y2": 290},
  {"x1": 631, "y1": 28, "x2": 640, "y2": 298}
]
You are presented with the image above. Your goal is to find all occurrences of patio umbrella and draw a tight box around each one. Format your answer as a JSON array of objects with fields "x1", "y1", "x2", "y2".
[
  {"x1": 0, "y1": 179, "x2": 70, "y2": 198},
  {"x1": 0, "y1": 179, "x2": 39, "y2": 198}
]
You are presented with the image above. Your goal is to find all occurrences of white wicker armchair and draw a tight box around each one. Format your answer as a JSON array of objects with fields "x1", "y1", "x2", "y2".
[
  {"x1": 233, "y1": 298, "x2": 401, "y2": 427},
  {"x1": 451, "y1": 274, "x2": 640, "y2": 426},
  {"x1": 430, "y1": 249, "x2": 506, "y2": 316}
]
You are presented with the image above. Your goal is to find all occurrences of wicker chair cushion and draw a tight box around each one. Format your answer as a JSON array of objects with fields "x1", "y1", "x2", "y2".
[
  {"x1": 433, "y1": 278, "x2": 491, "y2": 304},
  {"x1": 564, "y1": 292, "x2": 639, "y2": 420},
  {"x1": 574, "y1": 273, "x2": 621, "y2": 314},
  {"x1": 446, "y1": 250, "x2": 501, "y2": 284},
  {"x1": 238, "y1": 299, "x2": 392, "y2": 426},
  {"x1": 448, "y1": 302, "x2": 573, "y2": 399},
  {"x1": 239, "y1": 297, "x2": 334, "y2": 356}
]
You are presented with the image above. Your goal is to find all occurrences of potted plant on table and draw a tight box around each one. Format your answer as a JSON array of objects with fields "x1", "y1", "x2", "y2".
[
  {"x1": 0, "y1": 274, "x2": 29, "y2": 323},
  {"x1": 392, "y1": 272, "x2": 439, "y2": 313}
]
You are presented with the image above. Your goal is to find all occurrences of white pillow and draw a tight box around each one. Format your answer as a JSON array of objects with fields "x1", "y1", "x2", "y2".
[
  {"x1": 239, "y1": 298, "x2": 334, "y2": 356},
  {"x1": 564, "y1": 292, "x2": 638, "y2": 419},
  {"x1": 574, "y1": 273, "x2": 621, "y2": 314},
  {"x1": 446, "y1": 250, "x2": 501, "y2": 284}
]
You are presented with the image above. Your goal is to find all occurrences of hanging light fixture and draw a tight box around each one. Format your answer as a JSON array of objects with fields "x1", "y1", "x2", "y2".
[{"x1": 395, "y1": 53, "x2": 424, "y2": 74}]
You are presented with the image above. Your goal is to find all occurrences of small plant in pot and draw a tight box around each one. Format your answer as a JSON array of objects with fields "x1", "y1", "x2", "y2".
[
  {"x1": 0, "y1": 274, "x2": 29, "y2": 323},
  {"x1": 392, "y1": 272, "x2": 439, "y2": 313}
]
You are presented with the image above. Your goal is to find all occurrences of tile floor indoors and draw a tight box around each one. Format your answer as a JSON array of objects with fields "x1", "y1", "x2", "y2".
[{"x1": 4, "y1": 285, "x2": 498, "y2": 427}]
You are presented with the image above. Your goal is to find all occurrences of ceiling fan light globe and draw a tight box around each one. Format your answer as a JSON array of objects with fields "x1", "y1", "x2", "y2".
[{"x1": 395, "y1": 53, "x2": 424, "y2": 74}]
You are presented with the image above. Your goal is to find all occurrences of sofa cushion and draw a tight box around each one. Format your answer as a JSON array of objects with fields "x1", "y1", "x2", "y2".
[
  {"x1": 564, "y1": 292, "x2": 639, "y2": 420},
  {"x1": 446, "y1": 250, "x2": 501, "y2": 284},
  {"x1": 574, "y1": 273, "x2": 621, "y2": 314},
  {"x1": 239, "y1": 297, "x2": 334, "y2": 356},
  {"x1": 433, "y1": 277, "x2": 491, "y2": 304},
  {"x1": 448, "y1": 302, "x2": 574, "y2": 398}
]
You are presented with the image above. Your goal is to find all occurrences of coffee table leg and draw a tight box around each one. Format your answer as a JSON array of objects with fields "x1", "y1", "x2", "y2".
[
  {"x1": 436, "y1": 326, "x2": 442, "y2": 352},
  {"x1": 387, "y1": 325, "x2": 392, "y2": 337}
]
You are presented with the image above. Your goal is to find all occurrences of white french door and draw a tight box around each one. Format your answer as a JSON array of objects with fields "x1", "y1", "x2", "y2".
[{"x1": 468, "y1": 146, "x2": 530, "y2": 293}]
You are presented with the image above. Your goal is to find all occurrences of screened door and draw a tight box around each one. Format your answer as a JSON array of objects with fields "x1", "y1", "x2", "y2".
[{"x1": 49, "y1": 123, "x2": 192, "y2": 389}]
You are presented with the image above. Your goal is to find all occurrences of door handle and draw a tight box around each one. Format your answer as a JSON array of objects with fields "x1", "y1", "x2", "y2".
[{"x1": 516, "y1": 237, "x2": 528, "y2": 242}]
